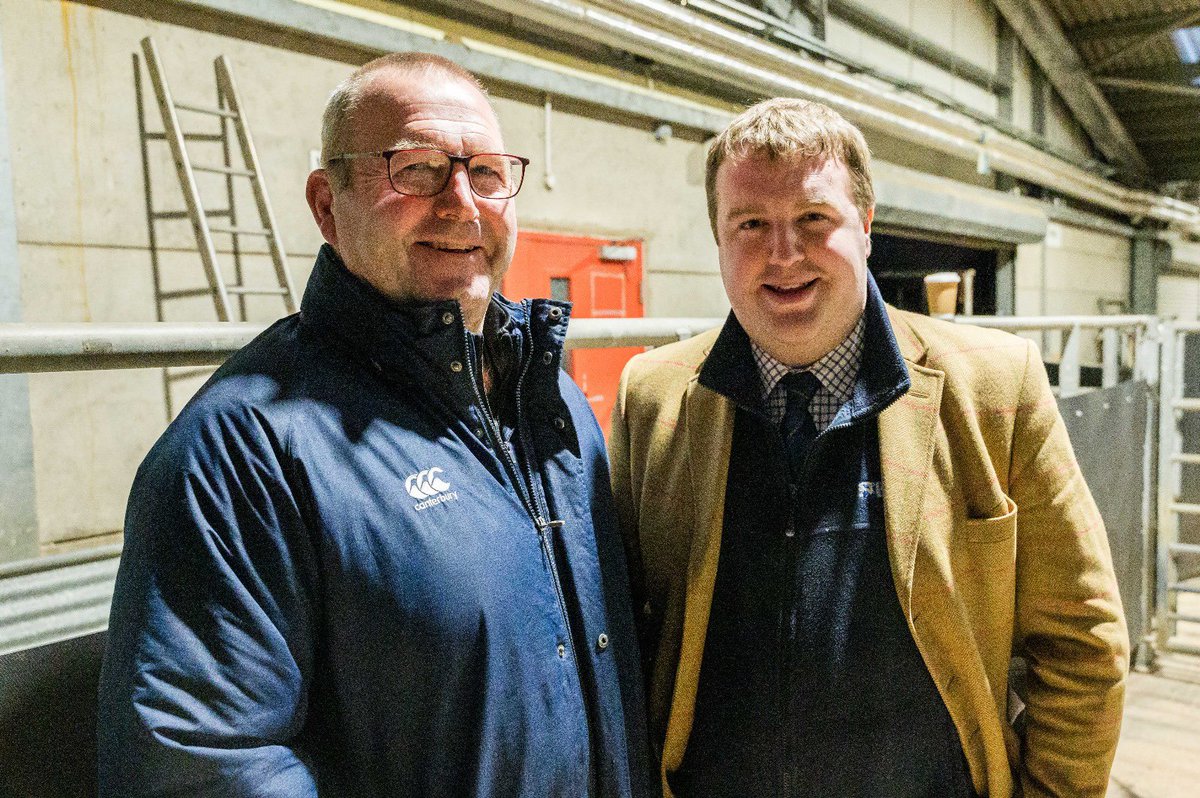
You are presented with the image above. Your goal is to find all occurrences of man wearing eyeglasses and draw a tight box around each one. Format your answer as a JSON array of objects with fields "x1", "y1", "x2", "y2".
[{"x1": 99, "y1": 53, "x2": 651, "y2": 798}]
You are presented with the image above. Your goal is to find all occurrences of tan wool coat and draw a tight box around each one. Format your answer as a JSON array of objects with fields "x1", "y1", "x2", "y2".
[{"x1": 609, "y1": 306, "x2": 1129, "y2": 798}]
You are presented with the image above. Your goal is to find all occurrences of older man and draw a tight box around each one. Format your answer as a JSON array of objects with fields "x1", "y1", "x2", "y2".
[
  {"x1": 610, "y1": 98, "x2": 1128, "y2": 797},
  {"x1": 99, "y1": 53, "x2": 651, "y2": 797}
]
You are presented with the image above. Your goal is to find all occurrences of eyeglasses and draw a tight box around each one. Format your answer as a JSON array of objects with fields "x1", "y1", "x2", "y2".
[{"x1": 326, "y1": 148, "x2": 530, "y2": 200}]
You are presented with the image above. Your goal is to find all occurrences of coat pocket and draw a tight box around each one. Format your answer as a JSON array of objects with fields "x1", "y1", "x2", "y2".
[{"x1": 962, "y1": 496, "x2": 1017, "y2": 543}]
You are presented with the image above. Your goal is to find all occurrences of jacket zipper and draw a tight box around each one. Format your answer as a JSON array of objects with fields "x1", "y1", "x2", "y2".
[{"x1": 462, "y1": 309, "x2": 581, "y2": 671}]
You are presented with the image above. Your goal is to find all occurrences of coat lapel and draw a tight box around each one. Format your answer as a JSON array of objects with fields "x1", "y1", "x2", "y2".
[
  {"x1": 661, "y1": 375, "x2": 735, "y2": 775},
  {"x1": 879, "y1": 314, "x2": 944, "y2": 614}
]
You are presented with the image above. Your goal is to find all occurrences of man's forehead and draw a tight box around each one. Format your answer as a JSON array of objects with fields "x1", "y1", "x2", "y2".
[
  {"x1": 718, "y1": 152, "x2": 848, "y2": 200},
  {"x1": 351, "y1": 68, "x2": 502, "y2": 149}
]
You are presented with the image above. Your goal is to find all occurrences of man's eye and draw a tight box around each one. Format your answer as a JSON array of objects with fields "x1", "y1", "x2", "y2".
[
  {"x1": 800, "y1": 211, "x2": 829, "y2": 223},
  {"x1": 738, "y1": 219, "x2": 764, "y2": 231}
]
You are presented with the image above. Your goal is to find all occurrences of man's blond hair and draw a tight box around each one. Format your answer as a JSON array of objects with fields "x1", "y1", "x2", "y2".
[{"x1": 705, "y1": 98, "x2": 874, "y2": 239}]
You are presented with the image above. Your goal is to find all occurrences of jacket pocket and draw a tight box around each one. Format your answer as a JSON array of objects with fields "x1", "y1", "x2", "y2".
[{"x1": 962, "y1": 496, "x2": 1017, "y2": 543}]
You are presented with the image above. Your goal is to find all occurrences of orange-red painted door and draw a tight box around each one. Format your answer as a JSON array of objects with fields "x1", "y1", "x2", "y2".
[{"x1": 504, "y1": 230, "x2": 644, "y2": 431}]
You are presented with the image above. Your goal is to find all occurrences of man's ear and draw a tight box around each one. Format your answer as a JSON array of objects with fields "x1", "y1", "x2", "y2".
[
  {"x1": 306, "y1": 170, "x2": 338, "y2": 247},
  {"x1": 863, "y1": 205, "x2": 874, "y2": 258}
]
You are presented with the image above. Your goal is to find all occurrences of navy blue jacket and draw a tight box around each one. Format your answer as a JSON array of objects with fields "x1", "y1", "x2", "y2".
[{"x1": 99, "y1": 245, "x2": 652, "y2": 797}]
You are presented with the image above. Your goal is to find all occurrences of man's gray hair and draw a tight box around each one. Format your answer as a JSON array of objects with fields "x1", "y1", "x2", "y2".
[
  {"x1": 320, "y1": 52, "x2": 488, "y2": 190},
  {"x1": 705, "y1": 97, "x2": 874, "y2": 239}
]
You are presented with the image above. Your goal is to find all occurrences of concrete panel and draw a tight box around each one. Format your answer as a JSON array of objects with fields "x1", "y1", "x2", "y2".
[
  {"x1": 643, "y1": 271, "x2": 727, "y2": 318},
  {"x1": 0, "y1": 11, "x2": 37, "y2": 564},
  {"x1": 2, "y1": 0, "x2": 341, "y2": 255},
  {"x1": 27, "y1": 365, "x2": 165, "y2": 544},
  {"x1": 499, "y1": 95, "x2": 716, "y2": 276}
]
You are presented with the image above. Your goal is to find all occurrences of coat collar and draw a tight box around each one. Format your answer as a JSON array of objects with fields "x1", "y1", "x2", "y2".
[
  {"x1": 697, "y1": 273, "x2": 911, "y2": 424},
  {"x1": 298, "y1": 244, "x2": 571, "y2": 409}
]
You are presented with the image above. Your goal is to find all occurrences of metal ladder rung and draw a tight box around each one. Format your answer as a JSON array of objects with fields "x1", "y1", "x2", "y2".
[
  {"x1": 1171, "y1": 453, "x2": 1200, "y2": 465},
  {"x1": 144, "y1": 131, "x2": 225, "y2": 142},
  {"x1": 1169, "y1": 582, "x2": 1200, "y2": 595},
  {"x1": 1168, "y1": 503, "x2": 1200, "y2": 516},
  {"x1": 1168, "y1": 542, "x2": 1200, "y2": 555},
  {"x1": 1174, "y1": 398, "x2": 1200, "y2": 412},
  {"x1": 153, "y1": 209, "x2": 231, "y2": 220},
  {"x1": 159, "y1": 288, "x2": 217, "y2": 299},
  {"x1": 192, "y1": 163, "x2": 255, "y2": 177},
  {"x1": 173, "y1": 102, "x2": 237, "y2": 118},
  {"x1": 1166, "y1": 612, "x2": 1200, "y2": 624},
  {"x1": 227, "y1": 287, "x2": 289, "y2": 296},
  {"x1": 208, "y1": 225, "x2": 270, "y2": 236}
]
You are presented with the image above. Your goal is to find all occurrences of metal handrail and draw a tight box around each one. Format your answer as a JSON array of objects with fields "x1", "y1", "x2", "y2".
[{"x1": 0, "y1": 318, "x2": 727, "y2": 374}]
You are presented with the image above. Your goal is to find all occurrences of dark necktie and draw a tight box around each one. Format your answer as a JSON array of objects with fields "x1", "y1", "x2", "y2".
[{"x1": 779, "y1": 371, "x2": 821, "y2": 482}]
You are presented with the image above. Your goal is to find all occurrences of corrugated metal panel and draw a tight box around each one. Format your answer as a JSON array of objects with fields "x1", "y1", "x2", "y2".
[{"x1": 0, "y1": 546, "x2": 120, "y2": 656}]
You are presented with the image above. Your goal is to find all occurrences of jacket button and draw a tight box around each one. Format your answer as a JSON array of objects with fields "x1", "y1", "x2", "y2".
[
  {"x1": 553, "y1": 416, "x2": 566, "y2": 430},
  {"x1": 597, "y1": 633, "x2": 609, "y2": 651},
  {"x1": 442, "y1": 311, "x2": 454, "y2": 325},
  {"x1": 541, "y1": 351, "x2": 553, "y2": 365},
  {"x1": 450, "y1": 360, "x2": 463, "y2": 373},
  {"x1": 556, "y1": 643, "x2": 567, "y2": 659}
]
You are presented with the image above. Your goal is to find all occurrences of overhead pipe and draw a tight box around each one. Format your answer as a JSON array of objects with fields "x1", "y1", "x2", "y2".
[{"x1": 469, "y1": 0, "x2": 1200, "y2": 232}]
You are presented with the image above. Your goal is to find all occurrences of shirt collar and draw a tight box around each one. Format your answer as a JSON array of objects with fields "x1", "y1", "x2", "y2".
[{"x1": 752, "y1": 314, "x2": 866, "y2": 411}]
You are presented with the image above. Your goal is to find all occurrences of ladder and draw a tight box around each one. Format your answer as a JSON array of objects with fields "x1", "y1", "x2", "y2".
[{"x1": 139, "y1": 37, "x2": 297, "y2": 321}]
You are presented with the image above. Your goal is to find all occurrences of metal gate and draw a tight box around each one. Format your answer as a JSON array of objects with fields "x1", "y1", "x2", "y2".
[{"x1": 1156, "y1": 322, "x2": 1200, "y2": 655}]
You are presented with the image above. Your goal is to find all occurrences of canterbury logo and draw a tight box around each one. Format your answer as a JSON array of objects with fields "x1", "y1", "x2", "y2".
[{"x1": 405, "y1": 467, "x2": 451, "y2": 499}]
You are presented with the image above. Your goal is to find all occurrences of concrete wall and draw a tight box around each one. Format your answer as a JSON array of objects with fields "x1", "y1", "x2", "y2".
[
  {"x1": 2, "y1": 0, "x2": 725, "y2": 549},
  {"x1": 0, "y1": 0, "x2": 1141, "y2": 558},
  {"x1": 1014, "y1": 221, "x2": 1132, "y2": 365}
]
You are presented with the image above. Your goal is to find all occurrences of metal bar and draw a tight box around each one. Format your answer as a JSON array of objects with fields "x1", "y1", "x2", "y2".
[
  {"x1": 1165, "y1": 640, "x2": 1200, "y2": 655},
  {"x1": 1170, "y1": 453, "x2": 1200, "y2": 465},
  {"x1": 0, "y1": 318, "x2": 726, "y2": 374},
  {"x1": 949, "y1": 314, "x2": 1155, "y2": 330},
  {"x1": 227, "y1": 287, "x2": 289, "y2": 295},
  {"x1": 1157, "y1": 323, "x2": 1181, "y2": 649},
  {"x1": 1174, "y1": 398, "x2": 1200, "y2": 412},
  {"x1": 143, "y1": 131, "x2": 226, "y2": 142},
  {"x1": 1169, "y1": 583, "x2": 1200, "y2": 595},
  {"x1": 1094, "y1": 77, "x2": 1200, "y2": 100},
  {"x1": 1165, "y1": 612, "x2": 1200, "y2": 624},
  {"x1": 1168, "y1": 542, "x2": 1200, "y2": 555},
  {"x1": 215, "y1": 56, "x2": 299, "y2": 315},
  {"x1": 1167, "y1": 503, "x2": 1200, "y2": 516},
  {"x1": 1059, "y1": 324, "x2": 1082, "y2": 397},
  {"x1": 140, "y1": 37, "x2": 231, "y2": 320},
  {"x1": 192, "y1": 163, "x2": 256, "y2": 177},
  {"x1": 1101, "y1": 327, "x2": 1120, "y2": 387},
  {"x1": 173, "y1": 101, "x2": 237, "y2": 118},
  {"x1": 207, "y1": 225, "x2": 270, "y2": 236}
]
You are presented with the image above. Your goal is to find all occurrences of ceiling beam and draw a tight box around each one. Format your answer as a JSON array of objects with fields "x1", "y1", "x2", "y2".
[
  {"x1": 1067, "y1": 9, "x2": 1200, "y2": 44},
  {"x1": 1096, "y1": 76, "x2": 1200, "y2": 99},
  {"x1": 1087, "y1": 10, "x2": 1200, "y2": 73},
  {"x1": 988, "y1": 0, "x2": 1147, "y2": 177},
  {"x1": 1096, "y1": 63, "x2": 1200, "y2": 82}
]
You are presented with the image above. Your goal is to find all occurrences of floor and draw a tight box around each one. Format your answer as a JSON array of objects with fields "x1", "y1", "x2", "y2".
[{"x1": 1107, "y1": 594, "x2": 1200, "y2": 798}]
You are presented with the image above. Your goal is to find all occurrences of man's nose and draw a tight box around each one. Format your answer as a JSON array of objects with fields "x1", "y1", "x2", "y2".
[
  {"x1": 433, "y1": 164, "x2": 480, "y2": 222},
  {"x1": 768, "y1": 223, "x2": 803, "y2": 266}
]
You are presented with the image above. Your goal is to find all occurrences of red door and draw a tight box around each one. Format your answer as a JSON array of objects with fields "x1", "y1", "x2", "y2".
[{"x1": 503, "y1": 230, "x2": 644, "y2": 432}]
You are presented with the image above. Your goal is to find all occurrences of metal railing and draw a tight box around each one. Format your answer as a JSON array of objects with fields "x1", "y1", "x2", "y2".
[
  {"x1": 0, "y1": 314, "x2": 1172, "y2": 663},
  {"x1": 1156, "y1": 321, "x2": 1200, "y2": 655}
]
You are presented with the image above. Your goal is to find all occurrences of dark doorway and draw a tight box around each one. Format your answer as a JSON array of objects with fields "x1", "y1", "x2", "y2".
[{"x1": 869, "y1": 232, "x2": 1002, "y2": 315}]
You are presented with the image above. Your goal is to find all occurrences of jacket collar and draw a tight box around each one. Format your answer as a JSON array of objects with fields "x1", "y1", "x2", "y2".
[
  {"x1": 299, "y1": 244, "x2": 571, "y2": 405},
  {"x1": 697, "y1": 272, "x2": 910, "y2": 422}
]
